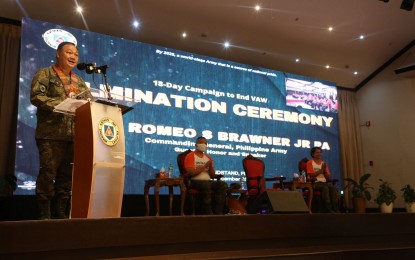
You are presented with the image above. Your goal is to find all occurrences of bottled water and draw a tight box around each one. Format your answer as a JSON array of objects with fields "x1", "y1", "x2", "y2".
[
  {"x1": 301, "y1": 170, "x2": 307, "y2": 182},
  {"x1": 239, "y1": 176, "x2": 246, "y2": 190},
  {"x1": 168, "y1": 163, "x2": 173, "y2": 178}
]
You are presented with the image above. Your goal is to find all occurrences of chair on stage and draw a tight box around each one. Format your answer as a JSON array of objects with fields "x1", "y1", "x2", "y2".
[
  {"x1": 176, "y1": 149, "x2": 223, "y2": 215},
  {"x1": 243, "y1": 154, "x2": 285, "y2": 213},
  {"x1": 299, "y1": 158, "x2": 339, "y2": 213}
]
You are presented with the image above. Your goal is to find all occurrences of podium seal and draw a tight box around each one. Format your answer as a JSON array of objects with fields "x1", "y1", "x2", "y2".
[{"x1": 98, "y1": 117, "x2": 120, "y2": 146}]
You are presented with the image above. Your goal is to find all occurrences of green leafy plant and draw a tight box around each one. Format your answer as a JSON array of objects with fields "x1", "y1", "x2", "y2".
[
  {"x1": 374, "y1": 179, "x2": 397, "y2": 206},
  {"x1": 401, "y1": 184, "x2": 415, "y2": 203},
  {"x1": 344, "y1": 173, "x2": 373, "y2": 201}
]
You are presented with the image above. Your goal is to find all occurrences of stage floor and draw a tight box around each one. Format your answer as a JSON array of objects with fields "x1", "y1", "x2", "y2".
[{"x1": 1, "y1": 213, "x2": 415, "y2": 259}]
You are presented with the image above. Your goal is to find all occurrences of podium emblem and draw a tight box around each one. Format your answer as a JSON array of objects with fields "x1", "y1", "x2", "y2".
[{"x1": 98, "y1": 117, "x2": 120, "y2": 146}]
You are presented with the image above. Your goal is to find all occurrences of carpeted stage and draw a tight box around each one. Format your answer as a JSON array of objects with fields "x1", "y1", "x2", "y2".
[{"x1": 1, "y1": 213, "x2": 415, "y2": 259}]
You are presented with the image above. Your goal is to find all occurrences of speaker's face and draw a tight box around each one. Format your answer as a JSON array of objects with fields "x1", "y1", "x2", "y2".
[{"x1": 56, "y1": 44, "x2": 79, "y2": 71}]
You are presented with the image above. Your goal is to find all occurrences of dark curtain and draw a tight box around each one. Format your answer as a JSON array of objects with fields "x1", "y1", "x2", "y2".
[{"x1": 0, "y1": 21, "x2": 20, "y2": 178}]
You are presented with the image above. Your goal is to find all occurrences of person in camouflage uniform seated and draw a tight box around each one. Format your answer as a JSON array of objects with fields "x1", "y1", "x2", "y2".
[
  {"x1": 184, "y1": 137, "x2": 228, "y2": 214},
  {"x1": 31, "y1": 42, "x2": 92, "y2": 220}
]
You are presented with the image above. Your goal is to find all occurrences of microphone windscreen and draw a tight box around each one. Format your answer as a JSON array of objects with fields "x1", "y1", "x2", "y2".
[{"x1": 77, "y1": 62, "x2": 87, "y2": 70}]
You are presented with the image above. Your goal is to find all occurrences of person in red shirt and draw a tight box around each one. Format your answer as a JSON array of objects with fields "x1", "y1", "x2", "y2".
[
  {"x1": 306, "y1": 147, "x2": 339, "y2": 213},
  {"x1": 184, "y1": 136, "x2": 228, "y2": 214}
]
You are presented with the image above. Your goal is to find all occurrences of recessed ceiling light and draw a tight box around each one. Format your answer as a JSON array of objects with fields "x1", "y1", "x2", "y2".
[
  {"x1": 132, "y1": 20, "x2": 140, "y2": 28},
  {"x1": 354, "y1": 71, "x2": 358, "y2": 75},
  {"x1": 76, "y1": 6, "x2": 83, "y2": 13},
  {"x1": 255, "y1": 5, "x2": 261, "y2": 11},
  {"x1": 326, "y1": 65, "x2": 330, "y2": 69},
  {"x1": 295, "y1": 58, "x2": 300, "y2": 62},
  {"x1": 182, "y1": 32, "x2": 187, "y2": 38},
  {"x1": 359, "y1": 35, "x2": 365, "y2": 40},
  {"x1": 328, "y1": 27, "x2": 333, "y2": 32},
  {"x1": 224, "y1": 41, "x2": 230, "y2": 48}
]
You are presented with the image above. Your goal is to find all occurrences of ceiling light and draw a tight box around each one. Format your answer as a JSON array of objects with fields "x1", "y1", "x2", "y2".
[
  {"x1": 223, "y1": 41, "x2": 230, "y2": 48},
  {"x1": 354, "y1": 71, "x2": 358, "y2": 75},
  {"x1": 76, "y1": 6, "x2": 83, "y2": 13},
  {"x1": 295, "y1": 58, "x2": 300, "y2": 63},
  {"x1": 359, "y1": 35, "x2": 365, "y2": 40},
  {"x1": 255, "y1": 5, "x2": 261, "y2": 11},
  {"x1": 325, "y1": 65, "x2": 330, "y2": 69},
  {"x1": 182, "y1": 32, "x2": 187, "y2": 38},
  {"x1": 132, "y1": 20, "x2": 140, "y2": 28},
  {"x1": 328, "y1": 27, "x2": 333, "y2": 32},
  {"x1": 400, "y1": 0, "x2": 414, "y2": 11}
]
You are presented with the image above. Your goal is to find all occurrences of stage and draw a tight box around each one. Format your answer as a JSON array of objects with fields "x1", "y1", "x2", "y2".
[{"x1": 1, "y1": 213, "x2": 415, "y2": 259}]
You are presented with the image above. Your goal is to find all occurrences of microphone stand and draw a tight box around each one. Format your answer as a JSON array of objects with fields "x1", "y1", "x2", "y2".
[
  {"x1": 100, "y1": 67, "x2": 112, "y2": 100},
  {"x1": 102, "y1": 72, "x2": 113, "y2": 100},
  {"x1": 94, "y1": 65, "x2": 134, "y2": 115}
]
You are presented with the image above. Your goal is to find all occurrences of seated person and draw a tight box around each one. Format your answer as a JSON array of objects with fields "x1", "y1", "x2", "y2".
[
  {"x1": 306, "y1": 147, "x2": 339, "y2": 213},
  {"x1": 184, "y1": 136, "x2": 228, "y2": 215}
]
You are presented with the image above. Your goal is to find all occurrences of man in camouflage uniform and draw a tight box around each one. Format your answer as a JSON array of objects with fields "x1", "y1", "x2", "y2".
[
  {"x1": 184, "y1": 137, "x2": 228, "y2": 214},
  {"x1": 31, "y1": 42, "x2": 92, "y2": 220}
]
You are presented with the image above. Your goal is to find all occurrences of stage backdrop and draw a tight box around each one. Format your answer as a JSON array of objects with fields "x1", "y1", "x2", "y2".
[{"x1": 16, "y1": 18, "x2": 341, "y2": 195}]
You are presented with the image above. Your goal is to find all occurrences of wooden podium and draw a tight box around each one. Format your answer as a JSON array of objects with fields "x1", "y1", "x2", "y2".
[{"x1": 70, "y1": 101, "x2": 128, "y2": 218}]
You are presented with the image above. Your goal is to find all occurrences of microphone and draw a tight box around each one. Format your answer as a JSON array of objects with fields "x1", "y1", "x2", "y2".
[
  {"x1": 77, "y1": 63, "x2": 112, "y2": 100},
  {"x1": 77, "y1": 62, "x2": 109, "y2": 74},
  {"x1": 95, "y1": 65, "x2": 109, "y2": 74},
  {"x1": 77, "y1": 62, "x2": 96, "y2": 74}
]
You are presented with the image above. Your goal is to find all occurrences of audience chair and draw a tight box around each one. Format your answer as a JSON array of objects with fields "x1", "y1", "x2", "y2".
[
  {"x1": 176, "y1": 149, "x2": 223, "y2": 215},
  {"x1": 243, "y1": 154, "x2": 285, "y2": 213}
]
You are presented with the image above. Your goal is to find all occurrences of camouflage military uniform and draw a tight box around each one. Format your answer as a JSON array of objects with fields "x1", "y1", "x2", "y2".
[{"x1": 31, "y1": 66, "x2": 92, "y2": 219}]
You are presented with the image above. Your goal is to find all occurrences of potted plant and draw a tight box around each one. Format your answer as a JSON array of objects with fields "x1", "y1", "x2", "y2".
[
  {"x1": 401, "y1": 184, "x2": 415, "y2": 213},
  {"x1": 344, "y1": 173, "x2": 373, "y2": 213},
  {"x1": 374, "y1": 179, "x2": 396, "y2": 213}
]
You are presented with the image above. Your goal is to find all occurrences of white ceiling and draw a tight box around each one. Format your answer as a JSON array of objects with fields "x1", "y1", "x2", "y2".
[{"x1": 1, "y1": 0, "x2": 415, "y2": 89}]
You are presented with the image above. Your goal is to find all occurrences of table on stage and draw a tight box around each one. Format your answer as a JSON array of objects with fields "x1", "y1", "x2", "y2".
[
  {"x1": 283, "y1": 181, "x2": 313, "y2": 213},
  {"x1": 144, "y1": 178, "x2": 186, "y2": 216}
]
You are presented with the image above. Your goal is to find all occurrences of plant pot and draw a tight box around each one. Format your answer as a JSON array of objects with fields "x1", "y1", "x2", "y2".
[
  {"x1": 405, "y1": 202, "x2": 415, "y2": 213},
  {"x1": 379, "y1": 202, "x2": 393, "y2": 213},
  {"x1": 352, "y1": 197, "x2": 366, "y2": 213}
]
